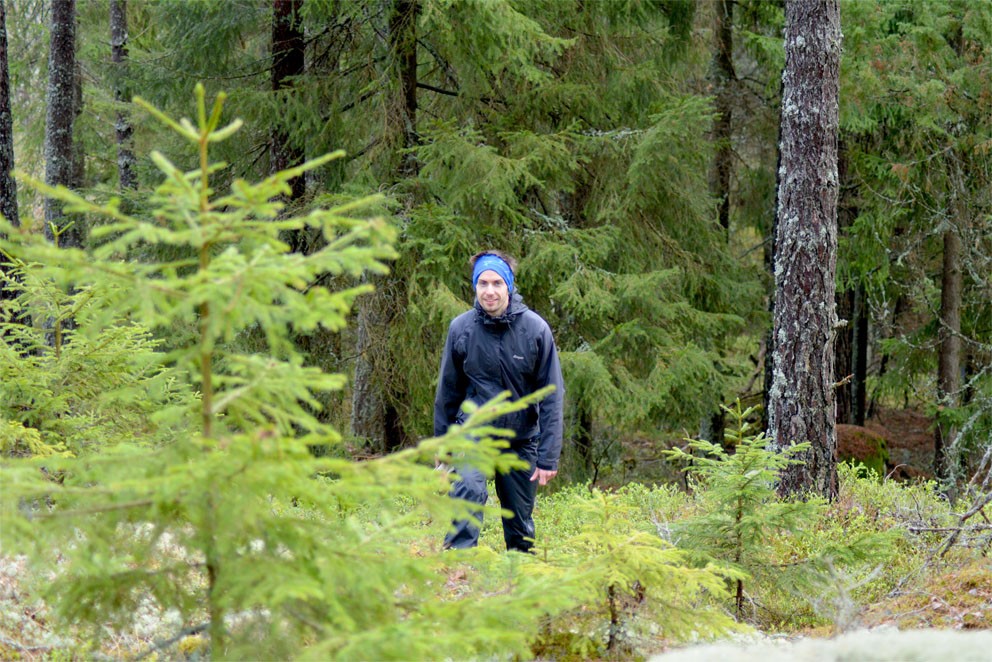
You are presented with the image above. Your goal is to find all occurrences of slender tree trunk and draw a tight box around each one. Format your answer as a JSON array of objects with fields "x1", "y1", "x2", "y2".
[
  {"x1": 0, "y1": 0, "x2": 16, "y2": 229},
  {"x1": 389, "y1": 0, "x2": 418, "y2": 176},
  {"x1": 704, "y1": 0, "x2": 735, "y2": 447},
  {"x1": 351, "y1": 0, "x2": 417, "y2": 452},
  {"x1": 768, "y1": 0, "x2": 841, "y2": 499},
  {"x1": 0, "y1": 0, "x2": 17, "y2": 305},
  {"x1": 110, "y1": 0, "x2": 135, "y2": 191},
  {"x1": 44, "y1": 0, "x2": 80, "y2": 247},
  {"x1": 271, "y1": 0, "x2": 304, "y2": 200},
  {"x1": 852, "y1": 282, "x2": 868, "y2": 425},
  {"x1": 834, "y1": 140, "x2": 862, "y2": 425},
  {"x1": 711, "y1": 0, "x2": 734, "y2": 236},
  {"x1": 934, "y1": 220, "x2": 962, "y2": 483},
  {"x1": 834, "y1": 288, "x2": 853, "y2": 424}
]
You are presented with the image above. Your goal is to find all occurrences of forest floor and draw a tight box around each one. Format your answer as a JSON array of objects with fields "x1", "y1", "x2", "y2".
[{"x1": 3, "y1": 407, "x2": 989, "y2": 661}]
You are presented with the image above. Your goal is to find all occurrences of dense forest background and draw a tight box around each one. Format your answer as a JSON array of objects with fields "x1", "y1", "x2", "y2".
[
  {"x1": 3, "y1": 0, "x2": 990, "y2": 483},
  {"x1": 0, "y1": 0, "x2": 990, "y2": 660}
]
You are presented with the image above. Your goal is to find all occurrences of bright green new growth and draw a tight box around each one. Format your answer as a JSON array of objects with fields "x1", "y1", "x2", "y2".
[
  {"x1": 529, "y1": 486, "x2": 744, "y2": 658},
  {"x1": 667, "y1": 401, "x2": 897, "y2": 621},
  {"x1": 0, "y1": 86, "x2": 567, "y2": 660}
]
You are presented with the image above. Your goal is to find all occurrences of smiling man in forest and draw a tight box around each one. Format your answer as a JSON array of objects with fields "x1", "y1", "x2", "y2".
[{"x1": 435, "y1": 250, "x2": 565, "y2": 553}]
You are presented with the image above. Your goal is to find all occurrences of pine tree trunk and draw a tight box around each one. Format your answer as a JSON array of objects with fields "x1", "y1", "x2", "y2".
[
  {"x1": 934, "y1": 222, "x2": 962, "y2": 483},
  {"x1": 852, "y1": 282, "x2": 868, "y2": 426},
  {"x1": 703, "y1": 0, "x2": 735, "y2": 447},
  {"x1": 768, "y1": 0, "x2": 841, "y2": 499},
  {"x1": 0, "y1": 0, "x2": 16, "y2": 229},
  {"x1": 271, "y1": 0, "x2": 304, "y2": 200},
  {"x1": 110, "y1": 0, "x2": 136, "y2": 191},
  {"x1": 350, "y1": 0, "x2": 417, "y2": 453},
  {"x1": 0, "y1": 0, "x2": 17, "y2": 304},
  {"x1": 44, "y1": 0, "x2": 80, "y2": 247},
  {"x1": 834, "y1": 288, "x2": 853, "y2": 424},
  {"x1": 710, "y1": 0, "x2": 734, "y2": 236},
  {"x1": 389, "y1": 0, "x2": 418, "y2": 175},
  {"x1": 834, "y1": 140, "x2": 858, "y2": 425}
]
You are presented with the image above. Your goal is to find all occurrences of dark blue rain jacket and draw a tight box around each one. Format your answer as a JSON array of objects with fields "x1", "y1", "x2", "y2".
[{"x1": 434, "y1": 293, "x2": 565, "y2": 470}]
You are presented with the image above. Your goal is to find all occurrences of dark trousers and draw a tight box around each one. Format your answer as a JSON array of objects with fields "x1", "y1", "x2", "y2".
[{"x1": 444, "y1": 437, "x2": 539, "y2": 553}]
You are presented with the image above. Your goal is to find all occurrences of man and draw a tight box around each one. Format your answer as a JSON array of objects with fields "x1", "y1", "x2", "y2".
[{"x1": 435, "y1": 250, "x2": 565, "y2": 553}]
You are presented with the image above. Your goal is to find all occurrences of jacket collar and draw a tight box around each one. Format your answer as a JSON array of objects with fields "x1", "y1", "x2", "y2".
[{"x1": 475, "y1": 292, "x2": 528, "y2": 325}]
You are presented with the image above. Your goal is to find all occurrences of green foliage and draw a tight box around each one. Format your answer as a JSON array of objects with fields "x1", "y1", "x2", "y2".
[
  {"x1": 530, "y1": 485, "x2": 743, "y2": 658},
  {"x1": 667, "y1": 402, "x2": 898, "y2": 624},
  {"x1": 0, "y1": 88, "x2": 575, "y2": 661},
  {"x1": 839, "y1": 0, "x2": 992, "y2": 470},
  {"x1": 0, "y1": 267, "x2": 188, "y2": 456}
]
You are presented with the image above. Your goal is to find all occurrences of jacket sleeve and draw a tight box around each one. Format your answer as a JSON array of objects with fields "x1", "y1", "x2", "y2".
[
  {"x1": 434, "y1": 321, "x2": 467, "y2": 437},
  {"x1": 535, "y1": 323, "x2": 565, "y2": 470}
]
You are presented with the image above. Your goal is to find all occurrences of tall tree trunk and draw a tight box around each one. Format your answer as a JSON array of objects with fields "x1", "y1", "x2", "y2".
[
  {"x1": 110, "y1": 0, "x2": 136, "y2": 192},
  {"x1": 711, "y1": 0, "x2": 734, "y2": 236},
  {"x1": 389, "y1": 0, "x2": 418, "y2": 176},
  {"x1": 834, "y1": 140, "x2": 864, "y2": 425},
  {"x1": 704, "y1": 0, "x2": 735, "y2": 447},
  {"x1": 44, "y1": 0, "x2": 80, "y2": 248},
  {"x1": 350, "y1": 0, "x2": 417, "y2": 452},
  {"x1": 834, "y1": 287, "x2": 853, "y2": 424},
  {"x1": 0, "y1": 0, "x2": 17, "y2": 304},
  {"x1": 271, "y1": 0, "x2": 304, "y2": 200},
  {"x1": 852, "y1": 282, "x2": 868, "y2": 425},
  {"x1": 767, "y1": 0, "x2": 841, "y2": 499},
  {"x1": 0, "y1": 0, "x2": 16, "y2": 229},
  {"x1": 934, "y1": 220, "x2": 962, "y2": 483}
]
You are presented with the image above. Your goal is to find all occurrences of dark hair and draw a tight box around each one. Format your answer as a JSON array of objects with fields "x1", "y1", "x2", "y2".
[{"x1": 469, "y1": 250, "x2": 517, "y2": 274}]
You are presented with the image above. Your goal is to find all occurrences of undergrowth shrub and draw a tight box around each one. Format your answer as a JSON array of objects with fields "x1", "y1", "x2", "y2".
[
  {"x1": 0, "y1": 269, "x2": 190, "y2": 456},
  {"x1": 666, "y1": 402, "x2": 898, "y2": 630},
  {"x1": 531, "y1": 486, "x2": 742, "y2": 659}
]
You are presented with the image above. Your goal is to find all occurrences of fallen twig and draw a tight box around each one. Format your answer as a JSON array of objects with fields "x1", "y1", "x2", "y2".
[{"x1": 132, "y1": 622, "x2": 208, "y2": 661}]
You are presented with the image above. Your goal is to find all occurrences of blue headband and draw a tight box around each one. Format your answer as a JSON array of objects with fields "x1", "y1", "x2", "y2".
[{"x1": 472, "y1": 254, "x2": 514, "y2": 295}]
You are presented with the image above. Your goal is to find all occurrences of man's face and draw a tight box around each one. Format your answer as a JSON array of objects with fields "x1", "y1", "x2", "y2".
[{"x1": 475, "y1": 269, "x2": 510, "y2": 317}]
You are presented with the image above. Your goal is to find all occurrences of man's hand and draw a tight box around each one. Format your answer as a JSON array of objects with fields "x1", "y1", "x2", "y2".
[{"x1": 529, "y1": 468, "x2": 557, "y2": 486}]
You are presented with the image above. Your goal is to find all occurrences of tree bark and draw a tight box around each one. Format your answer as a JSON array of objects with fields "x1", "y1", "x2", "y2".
[
  {"x1": 350, "y1": 0, "x2": 417, "y2": 452},
  {"x1": 0, "y1": 0, "x2": 17, "y2": 304},
  {"x1": 703, "y1": 0, "x2": 735, "y2": 447},
  {"x1": 767, "y1": 0, "x2": 841, "y2": 499},
  {"x1": 833, "y1": 140, "x2": 868, "y2": 426},
  {"x1": 0, "y1": 0, "x2": 16, "y2": 229},
  {"x1": 934, "y1": 221, "x2": 962, "y2": 483},
  {"x1": 389, "y1": 0, "x2": 418, "y2": 175},
  {"x1": 852, "y1": 282, "x2": 868, "y2": 425},
  {"x1": 44, "y1": 0, "x2": 80, "y2": 247},
  {"x1": 710, "y1": 0, "x2": 734, "y2": 236},
  {"x1": 110, "y1": 0, "x2": 136, "y2": 191},
  {"x1": 834, "y1": 288, "x2": 853, "y2": 424},
  {"x1": 271, "y1": 0, "x2": 304, "y2": 200}
]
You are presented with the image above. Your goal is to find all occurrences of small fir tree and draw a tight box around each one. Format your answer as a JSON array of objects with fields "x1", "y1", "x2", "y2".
[
  {"x1": 0, "y1": 86, "x2": 573, "y2": 660},
  {"x1": 667, "y1": 401, "x2": 895, "y2": 621}
]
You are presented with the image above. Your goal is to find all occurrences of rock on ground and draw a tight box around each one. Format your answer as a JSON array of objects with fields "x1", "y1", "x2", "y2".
[{"x1": 652, "y1": 628, "x2": 992, "y2": 662}]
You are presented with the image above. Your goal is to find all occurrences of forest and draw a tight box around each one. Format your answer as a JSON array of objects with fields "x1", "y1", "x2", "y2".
[{"x1": 0, "y1": 0, "x2": 989, "y2": 660}]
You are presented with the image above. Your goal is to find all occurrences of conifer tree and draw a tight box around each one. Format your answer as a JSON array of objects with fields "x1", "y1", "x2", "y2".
[
  {"x1": 667, "y1": 402, "x2": 895, "y2": 620},
  {"x1": 767, "y1": 0, "x2": 841, "y2": 498},
  {"x1": 0, "y1": 86, "x2": 580, "y2": 660},
  {"x1": 839, "y1": 0, "x2": 992, "y2": 486}
]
